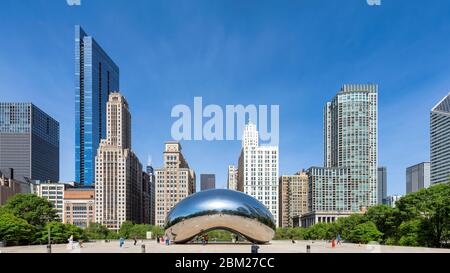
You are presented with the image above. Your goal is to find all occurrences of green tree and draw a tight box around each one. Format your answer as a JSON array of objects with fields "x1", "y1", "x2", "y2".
[
  {"x1": 151, "y1": 225, "x2": 164, "y2": 237},
  {"x1": 334, "y1": 214, "x2": 365, "y2": 240},
  {"x1": 304, "y1": 223, "x2": 335, "y2": 240},
  {"x1": 2, "y1": 194, "x2": 58, "y2": 227},
  {"x1": 397, "y1": 219, "x2": 422, "y2": 247},
  {"x1": 348, "y1": 222, "x2": 383, "y2": 244},
  {"x1": 274, "y1": 228, "x2": 289, "y2": 240},
  {"x1": 84, "y1": 223, "x2": 111, "y2": 240},
  {"x1": 129, "y1": 224, "x2": 152, "y2": 239},
  {"x1": 364, "y1": 205, "x2": 399, "y2": 241},
  {"x1": 287, "y1": 227, "x2": 306, "y2": 240},
  {"x1": 38, "y1": 222, "x2": 86, "y2": 244},
  {"x1": 396, "y1": 183, "x2": 450, "y2": 247},
  {"x1": 119, "y1": 221, "x2": 134, "y2": 238},
  {"x1": 0, "y1": 213, "x2": 34, "y2": 245},
  {"x1": 207, "y1": 230, "x2": 235, "y2": 241}
]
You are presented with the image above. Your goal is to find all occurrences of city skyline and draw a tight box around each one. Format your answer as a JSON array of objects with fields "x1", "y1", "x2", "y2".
[{"x1": 2, "y1": 1, "x2": 450, "y2": 195}]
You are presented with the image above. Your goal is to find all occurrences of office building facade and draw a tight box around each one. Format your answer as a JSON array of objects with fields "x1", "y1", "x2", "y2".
[
  {"x1": 0, "y1": 169, "x2": 33, "y2": 205},
  {"x1": 307, "y1": 167, "x2": 351, "y2": 213},
  {"x1": 386, "y1": 195, "x2": 402, "y2": 208},
  {"x1": 227, "y1": 165, "x2": 238, "y2": 191},
  {"x1": 406, "y1": 162, "x2": 431, "y2": 194},
  {"x1": 430, "y1": 93, "x2": 450, "y2": 185},
  {"x1": 75, "y1": 25, "x2": 120, "y2": 186},
  {"x1": 94, "y1": 92, "x2": 143, "y2": 231},
  {"x1": 146, "y1": 164, "x2": 156, "y2": 225},
  {"x1": 378, "y1": 167, "x2": 387, "y2": 204},
  {"x1": 36, "y1": 182, "x2": 73, "y2": 220},
  {"x1": 0, "y1": 103, "x2": 59, "y2": 182},
  {"x1": 155, "y1": 142, "x2": 196, "y2": 227},
  {"x1": 142, "y1": 171, "x2": 154, "y2": 225},
  {"x1": 237, "y1": 123, "x2": 279, "y2": 227},
  {"x1": 200, "y1": 174, "x2": 216, "y2": 191},
  {"x1": 63, "y1": 188, "x2": 95, "y2": 228},
  {"x1": 279, "y1": 172, "x2": 309, "y2": 228}
]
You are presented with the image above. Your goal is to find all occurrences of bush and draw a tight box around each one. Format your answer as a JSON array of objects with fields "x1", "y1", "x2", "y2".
[
  {"x1": 348, "y1": 222, "x2": 383, "y2": 244},
  {"x1": 0, "y1": 213, "x2": 34, "y2": 245},
  {"x1": 37, "y1": 222, "x2": 87, "y2": 244},
  {"x1": 85, "y1": 223, "x2": 112, "y2": 240}
]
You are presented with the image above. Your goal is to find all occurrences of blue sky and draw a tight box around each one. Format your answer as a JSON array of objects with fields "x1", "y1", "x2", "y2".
[{"x1": 0, "y1": 0, "x2": 449, "y2": 195}]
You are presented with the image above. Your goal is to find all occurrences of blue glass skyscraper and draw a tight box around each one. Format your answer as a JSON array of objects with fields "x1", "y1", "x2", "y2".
[{"x1": 75, "y1": 25, "x2": 119, "y2": 185}]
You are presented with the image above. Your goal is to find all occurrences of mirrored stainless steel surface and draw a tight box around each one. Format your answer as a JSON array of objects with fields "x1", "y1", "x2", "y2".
[{"x1": 164, "y1": 189, "x2": 276, "y2": 244}]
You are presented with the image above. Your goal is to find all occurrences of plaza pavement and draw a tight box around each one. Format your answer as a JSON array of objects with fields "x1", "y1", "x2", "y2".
[{"x1": 1, "y1": 240, "x2": 449, "y2": 253}]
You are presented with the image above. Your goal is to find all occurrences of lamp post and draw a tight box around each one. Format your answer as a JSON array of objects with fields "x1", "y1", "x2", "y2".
[{"x1": 47, "y1": 217, "x2": 51, "y2": 253}]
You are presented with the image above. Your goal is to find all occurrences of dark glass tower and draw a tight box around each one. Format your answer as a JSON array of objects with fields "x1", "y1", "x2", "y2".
[
  {"x1": 200, "y1": 174, "x2": 216, "y2": 191},
  {"x1": 75, "y1": 25, "x2": 119, "y2": 185},
  {"x1": 0, "y1": 103, "x2": 59, "y2": 182}
]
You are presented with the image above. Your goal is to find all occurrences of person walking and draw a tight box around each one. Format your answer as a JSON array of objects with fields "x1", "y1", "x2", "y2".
[
  {"x1": 67, "y1": 235, "x2": 74, "y2": 250},
  {"x1": 119, "y1": 237, "x2": 125, "y2": 248},
  {"x1": 251, "y1": 243, "x2": 260, "y2": 254},
  {"x1": 134, "y1": 237, "x2": 137, "y2": 246},
  {"x1": 337, "y1": 234, "x2": 342, "y2": 245}
]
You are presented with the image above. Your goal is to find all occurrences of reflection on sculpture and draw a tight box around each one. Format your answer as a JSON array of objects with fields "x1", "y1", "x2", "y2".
[{"x1": 164, "y1": 189, "x2": 276, "y2": 244}]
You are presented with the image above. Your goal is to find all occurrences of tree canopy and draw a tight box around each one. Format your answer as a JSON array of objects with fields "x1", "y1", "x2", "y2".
[{"x1": 2, "y1": 194, "x2": 58, "y2": 227}]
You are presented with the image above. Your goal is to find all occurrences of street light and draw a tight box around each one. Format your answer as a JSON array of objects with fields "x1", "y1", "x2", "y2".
[{"x1": 47, "y1": 216, "x2": 51, "y2": 253}]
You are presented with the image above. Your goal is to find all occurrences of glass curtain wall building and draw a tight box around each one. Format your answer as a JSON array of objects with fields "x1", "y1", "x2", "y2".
[
  {"x1": 0, "y1": 103, "x2": 59, "y2": 182},
  {"x1": 75, "y1": 25, "x2": 119, "y2": 186},
  {"x1": 324, "y1": 84, "x2": 378, "y2": 211},
  {"x1": 430, "y1": 93, "x2": 450, "y2": 185}
]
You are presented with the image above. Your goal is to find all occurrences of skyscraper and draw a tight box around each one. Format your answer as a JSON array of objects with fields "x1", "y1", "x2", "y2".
[
  {"x1": 155, "y1": 142, "x2": 196, "y2": 227},
  {"x1": 94, "y1": 92, "x2": 143, "y2": 231},
  {"x1": 75, "y1": 25, "x2": 120, "y2": 186},
  {"x1": 200, "y1": 174, "x2": 216, "y2": 191},
  {"x1": 406, "y1": 162, "x2": 431, "y2": 194},
  {"x1": 227, "y1": 165, "x2": 238, "y2": 191},
  {"x1": 146, "y1": 162, "x2": 156, "y2": 225},
  {"x1": 386, "y1": 195, "x2": 402, "y2": 208},
  {"x1": 279, "y1": 172, "x2": 308, "y2": 228},
  {"x1": 302, "y1": 84, "x2": 378, "y2": 227},
  {"x1": 142, "y1": 171, "x2": 151, "y2": 224},
  {"x1": 324, "y1": 84, "x2": 378, "y2": 211},
  {"x1": 237, "y1": 122, "x2": 279, "y2": 227},
  {"x1": 0, "y1": 103, "x2": 59, "y2": 182},
  {"x1": 430, "y1": 93, "x2": 450, "y2": 185},
  {"x1": 377, "y1": 167, "x2": 387, "y2": 204}
]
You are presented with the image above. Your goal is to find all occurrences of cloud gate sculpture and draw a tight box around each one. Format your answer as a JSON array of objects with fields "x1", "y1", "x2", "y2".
[{"x1": 164, "y1": 189, "x2": 276, "y2": 244}]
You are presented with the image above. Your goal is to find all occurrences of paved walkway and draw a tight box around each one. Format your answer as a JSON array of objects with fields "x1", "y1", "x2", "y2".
[{"x1": 1, "y1": 240, "x2": 449, "y2": 253}]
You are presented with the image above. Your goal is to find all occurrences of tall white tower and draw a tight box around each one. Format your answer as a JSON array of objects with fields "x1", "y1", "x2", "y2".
[
  {"x1": 95, "y1": 92, "x2": 143, "y2": 231},
  {"x1": 238, "y1": 123, "x2": 279, "y2": 227}
]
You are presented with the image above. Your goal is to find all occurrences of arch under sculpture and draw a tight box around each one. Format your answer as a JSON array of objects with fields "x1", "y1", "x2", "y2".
[{"x1": 164, "y1": 189, "x2": 276, "y2": 244}]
